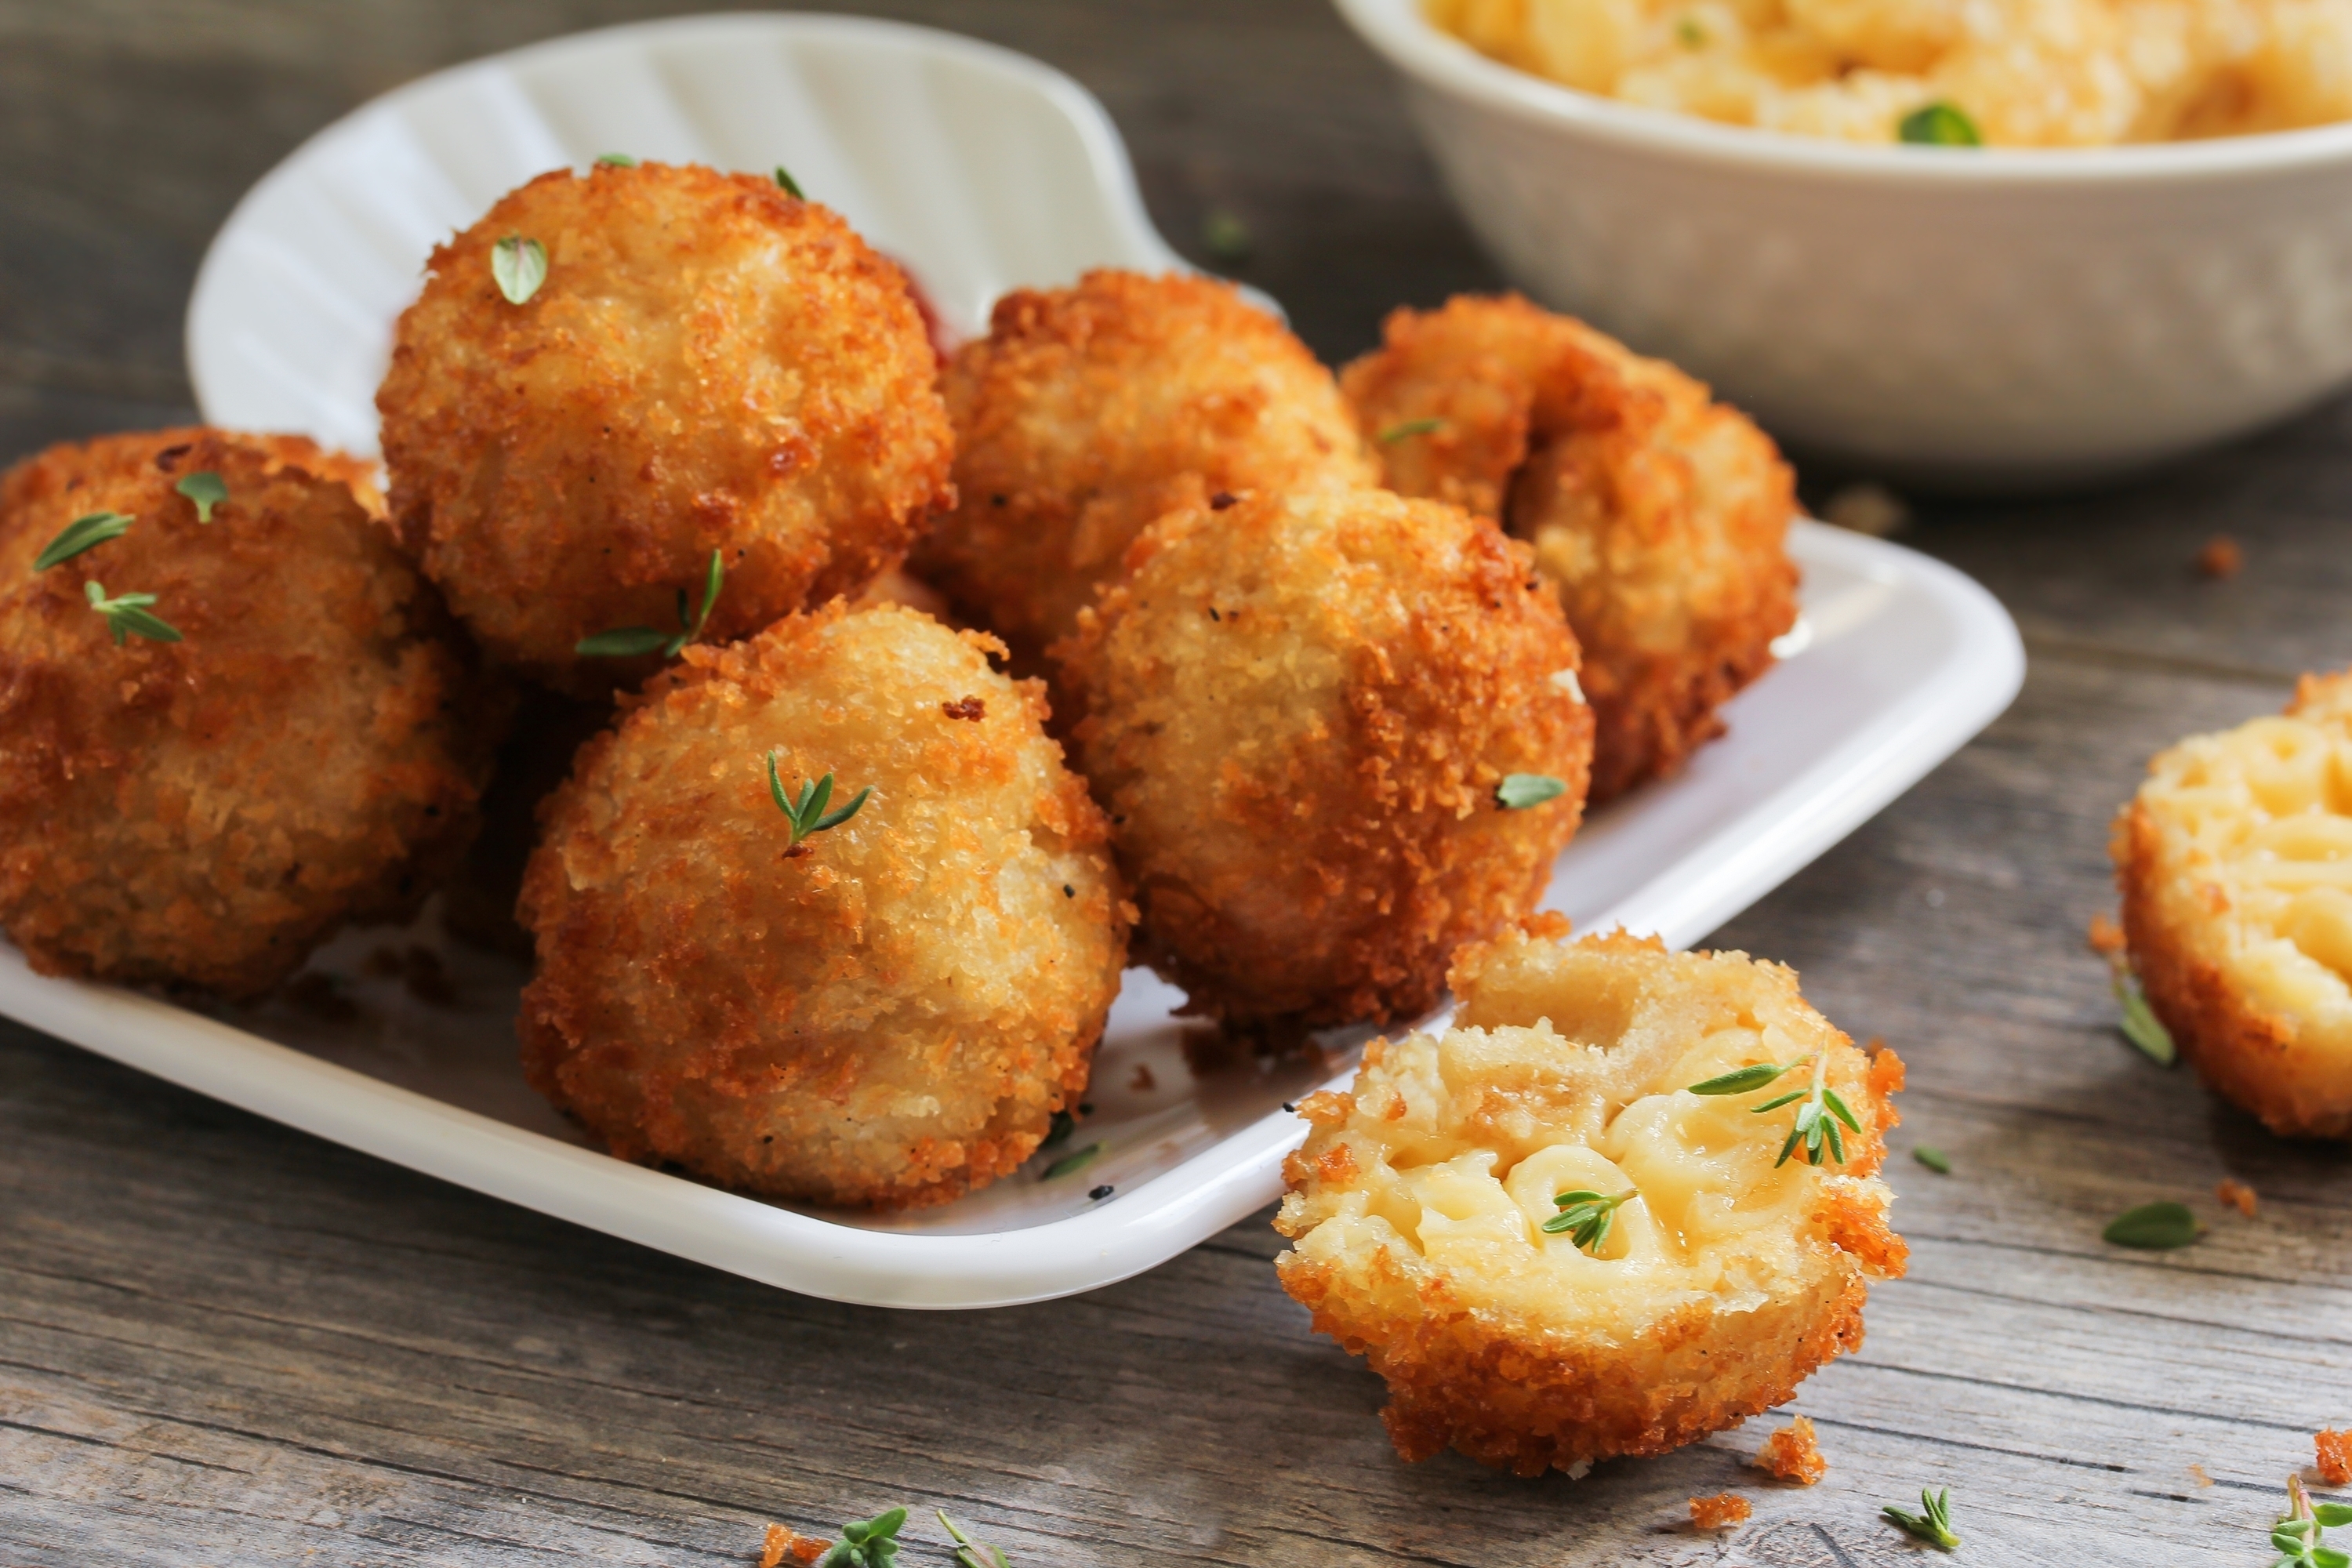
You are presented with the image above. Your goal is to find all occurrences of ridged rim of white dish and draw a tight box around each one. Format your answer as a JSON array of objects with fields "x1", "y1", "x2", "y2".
[
  {"x1": 183, "y1": 10, "x2": 1185, "y2": 446},
  {"x1": 1336, "y1": 0, "x2": 2352, "y2": 187}
]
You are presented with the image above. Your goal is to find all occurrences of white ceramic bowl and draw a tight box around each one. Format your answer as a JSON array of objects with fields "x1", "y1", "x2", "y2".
[{"x1": 1335, "y1": 0, "x2": 2352, "y2": 488}]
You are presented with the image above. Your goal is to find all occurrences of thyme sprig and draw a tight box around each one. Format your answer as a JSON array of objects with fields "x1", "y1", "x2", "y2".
[
  {"x1": 1377, "y1": 417, "x2": 1444, "y2": 444},
  {"x1": 1883, "y1": 1486, "x2": 1959, "y2": 1551},
  {"x1": 84, "y1": 580, "x2": 180, "y2": 645},
  {"x1": 2274, "y1": 1475, "x2": 2352, "y2": 1568},
  {"x1": 175, "y1": 471, "x2": 227, "y2": 522},
  {"x1": 1543, "y1": 1188, "x2": 1635, "y2": 1253},
  {"x1": 1686, "y1": 1053, "x2": 1860, "y2": 1167},
  {"x1": 936, "y1": 1510, "x2": 1013, "y2": 1568},
  {"x1": 775, "y1": 165, "x2": 805, "y2": 198},
  {"x1": 2110, "y1": 957, "x2": 2176, "y2": 1065},
  {"x1": 492, "y1": 234, "x2": 548, "y2": 304},
  {"x1": 576, "y1": 550, "x2": 724, "y2": 659},
  {"x1": 1899, "y1": 101, "x2": 1982, "y2": 147},
  {"x1": 33, "y1": 511, "x2": 132, "y2": 572},
  {"x1": 820, "y1": 1507, "x2": 905, "y2": 1568},
  {"x1": 768, "y1": 756, "x2": 873, "y2": 849}
]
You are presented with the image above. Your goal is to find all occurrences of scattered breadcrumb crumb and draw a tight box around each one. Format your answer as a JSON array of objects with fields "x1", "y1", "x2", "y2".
[
  {"x1": 2319, "y1": 1428, "x2": 2352, "y2": 1486},
  {"x1": 1130, "y1": 1062, "x2": 1156, "y2": 1091},
  {"x1": 2087, "y1": 913, "x2": 2125, "y2": 956},
  {"x1": 1821, "y1": 482, "x2": 1910, "y2": 539},
  {"x1": 2194, "y1": 535, "x2": 2242, "y2": 579},
  {"x1": 760, "y1": 1523, "x2": 826, "y2": 1567},
  {"x1": 2217, "y1": 1178, "x2": 2259, "y2": 1218},
  {"x1": 1755, "y1": 1415, "x2": 1828, "y2": 1486},
  {"x1": 1690, "y1": 1493, "x2": 1753, "y2": 1529},
  {"x1": 2188, "y1": 1462, "x2": 2213, "y2": 1487}
]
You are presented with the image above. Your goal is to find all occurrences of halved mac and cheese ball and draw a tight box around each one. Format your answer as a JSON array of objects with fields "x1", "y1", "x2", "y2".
[
  {"x1": 1275, "y1": 922, "x2": 1906, "y2": 1477},
  {"x1": 2114, "y1": 671, "x2": 2352, "y2": 1138},
  {"x1": 1343, "y1": 296, "x2": 1798, "y2": 803}
]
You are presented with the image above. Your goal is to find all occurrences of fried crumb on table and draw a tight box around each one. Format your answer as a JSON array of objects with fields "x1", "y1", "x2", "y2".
[
  {"x1": 2087, "y1": 912, "x2": 2125, "y2": 956},
  {"x1": 2217, "y1": 1177, "x2": 2259, "y2": 1218},
  {"x1": 760, "y1": 1523, "x2": 826, "y2": 1566},
  {"x1": 1689, "y1": 1493, "x2": 1752, "y2": 1530},
  {"x1": 2195, "y1": 535, "x2": 2243, "y2": 579},
  {"x1": 1755, "y1": 1415, "x2": 1828, "y2": 1485},
  {"x1": 2319, "y1": 1428, "x2": 2352, "y2": 1486}
]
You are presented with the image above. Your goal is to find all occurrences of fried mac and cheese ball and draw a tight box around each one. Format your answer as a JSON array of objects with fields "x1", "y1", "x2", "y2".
[
  {"x1": 1276, "y1": 923, "x2": 1907, "y2": 1476},
  {"x1": 1053, "y1": 488, "x2": 1592, "y2": 1028},
  {"x1": 518, "y1": 603, "x2": 1129, "y2": 1208},
  {"x1": 2114, "y1": 671, "x2": 2352, "y2": 1138},
  {"x1": 912, "y1": 269, "x2": 1375, "y2": 666},
  {"x1": 379, "y1": 162, "x2": 953, "y2": 694},
  {"x1": 0, "y1": 428, "x2": 497, "y2": 998},
  {"x1": 1345, "y1": 295, "x2": 1798, "y2": 803}
]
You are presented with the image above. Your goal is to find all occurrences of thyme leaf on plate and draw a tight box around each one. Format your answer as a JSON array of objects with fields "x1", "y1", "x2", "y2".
[{"x1": 2103, "y1": 1200, "x2": 2198, "y2": 1250}]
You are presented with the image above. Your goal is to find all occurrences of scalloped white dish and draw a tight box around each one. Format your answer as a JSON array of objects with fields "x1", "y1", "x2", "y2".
[{"x1": 0, "y1": 14, "x2": 2023, "y2": 1308}]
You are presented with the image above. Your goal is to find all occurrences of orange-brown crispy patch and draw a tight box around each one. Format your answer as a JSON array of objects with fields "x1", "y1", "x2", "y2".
[{"x1": 1755, "y1": 1415, "x2": 1828, "y2": 1485}]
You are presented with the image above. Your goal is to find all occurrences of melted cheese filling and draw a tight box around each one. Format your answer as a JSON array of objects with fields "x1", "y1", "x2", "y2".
[{"x1": 2146, "y1": 712, "x2": 2352, "y2": 1014}]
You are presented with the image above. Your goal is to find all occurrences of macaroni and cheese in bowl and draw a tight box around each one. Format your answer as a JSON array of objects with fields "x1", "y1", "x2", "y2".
[
  {"x1": 1335, "y1": 0, "x2": 2352, "y2": 484},
  {"x1": 1428, "y1": 0, "x2": 2352, "y2": 148}
]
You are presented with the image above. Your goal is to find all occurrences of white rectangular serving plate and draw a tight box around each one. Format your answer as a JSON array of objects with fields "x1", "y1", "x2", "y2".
[
  {"x1": 1, "y1": 520, "x2": 2021, "y2": 1308},
  {"x1": 6, "y1": 13, "x2": 2025, "y2": 1308}
]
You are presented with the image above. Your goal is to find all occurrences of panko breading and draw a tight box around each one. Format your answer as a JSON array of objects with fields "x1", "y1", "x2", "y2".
[
  {"x1": 1052, "y1": 488, "x2": 1593, "y2": 1028},
  {"x1": 1274, "y1": 923, "x2": 1906, "y2": 1477},
  {"x1": 911, "y1": 269, "x2": 1375, "y2": 666},
  {"x1": 1689, "y1": 1493, "x2": 1753, "y2": 1529},
  {"x1": 1429, "y1": 0, "x2": 2352, "y2": 147},
  {"x1": 518, "y1": 603, "x2": 1129, "y2": 1209},
  {"x1": 0, "y1": 428, "x2": 498, "y2": 998},
  {"x1": 1344, "y1": 296, "x2": 1797, "y2": 803},
  {"x1": 1755, "y1": 1414, "x2": 1829, "y2": 1485},
  {"x1": 378, "y1": 162, "x2": 953, "y2": 694},
  {"x1": 2113, "y1": 670, "x2": 2352, "y2": 1138},
  {"x1": 2319, "y1": 1427, "x2": 2352, "y2": 1486}
]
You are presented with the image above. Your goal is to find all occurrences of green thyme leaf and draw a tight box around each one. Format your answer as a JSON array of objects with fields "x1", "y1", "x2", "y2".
[
  {"x1": 1540, "y1": 1187, "x2": 1635, "y2": 1253},
  {"x1": 767, "y1": 755, "x2": 874, "y2": 848},
  {"x1": 775, "y1": 165, "x2": 805, "y2": 198},
  {"x1": 1675, "y1": 15, "x2": 1706, "y2": 46},
  {"x1": 1688, "y1": 1062, "x2": 1794, "y2": 1096},
  {"x1": 1914, "y1": 1145, "x2": 1952, "y2": 1174},
  {"x1": 1750, "y1": 1087, "x2": 1809, "y2": 1113},
  {"x1": 665, "y1": 549, "x2": 724, "y2": 657},
  {"x1": 2114, "y1": 968, "x2": 2176, "y2": 1065},
  {"x1": 1898, "y1": 101, "x2": 1982, "y2": 147},
  {"x1": 1201, "y1": 209, "x2": 1251, "y2": 263},
  {"x1": 491, "y1": 234, "x2": 549, "y2": 304},
  {"x1": 83, "y1": 579, "x2": 181, "y2": 646},
  {"x1": 1040, "y1": 1109, "x2": 1076, "y2": 1150},
  {"x1": 33, "y1": 511, "x2": 132, "y2": 572},
  {"x1": 1377, "y1": 417, "x2": 1445, "y2": 444},
  {"x1": 175, "y1": 471, "x2": 228, "y2": 522},
  {"x1": 1044, "y1": 1142, "x2": 1102, "y2": 1180},
  {"x1": 821, "y1": 1506, "x2": 907, "y2": 1568},
  {"x1": 2320, "y1": 1504, "x2": 2352, "y2": 1528},
  {"x1": 1882, "y1": 1487, "x2": 1959, "y2": 1551},
  {"x1": 2103, "y1": 1200, "x2": 2198, "y2": 1250},
  {"x1": 1495, "y1": 773, "x2": 1568, "y2": 810},
  {"x1": 595, "y1": 152, "x2": 637, "y2": 167},
  {"x1": 574, "y1": 626, "x2": 670, "y2": 658},
  {"x1": 936, "y1": 1510, "x2": 1013, "y2": 1568},
  {"x1": 1821, "y1": 1086, "x2": 1863, "y2": 1134}
]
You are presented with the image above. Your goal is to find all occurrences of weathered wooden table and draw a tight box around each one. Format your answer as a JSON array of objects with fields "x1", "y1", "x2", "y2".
[{"x1": 5, "y1": 2, "x2": 2349, "y2": 1563}]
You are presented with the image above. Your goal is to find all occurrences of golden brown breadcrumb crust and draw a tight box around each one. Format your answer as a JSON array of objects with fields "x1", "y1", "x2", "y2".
[
  {"x1": 518, "y1": 602, "x2": 1130, "y2": 1209},
  {"x1": 0, "y1": 428, "x2": 498, "y2": 997},
  {"x1": 912, "y1": 268, "x2": 1374, "y2": 668},
  {"x1": 1053, "y1": 488, "x2": 1592, "y2": 1027},
  {"x1": 2319, "y1": 1428, "x2": 2352, "y2": 1486},
  {"x1": 1275, "y1": 926, "x2": 1904, "y2": 1477},
  {"x1": 1343, "y1": 295, "x2": 1798, "y2": 802},
  {"x1": 2114, "y1": 670, "x2": 2352, "y2": 1138},
  {"x1": 379, "y1": 162, "x2": 953, "y2": 694},
  {"x1": 1690, "y1": 1494, "x2": 1753, "y2": 1529},
  {"x1": 1756, "y1": 1414, "x2": 1828, "y2": 1485}
]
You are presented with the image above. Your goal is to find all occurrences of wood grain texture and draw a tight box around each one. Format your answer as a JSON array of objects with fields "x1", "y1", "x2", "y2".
[{"x1": 2, "y1": 2, "x2": 2350, "y2": 1564}]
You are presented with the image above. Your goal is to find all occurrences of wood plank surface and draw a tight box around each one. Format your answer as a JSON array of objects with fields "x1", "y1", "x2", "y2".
[{"x1": 3, "y1": 2, "x2": 2350, "y2": 1564}]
